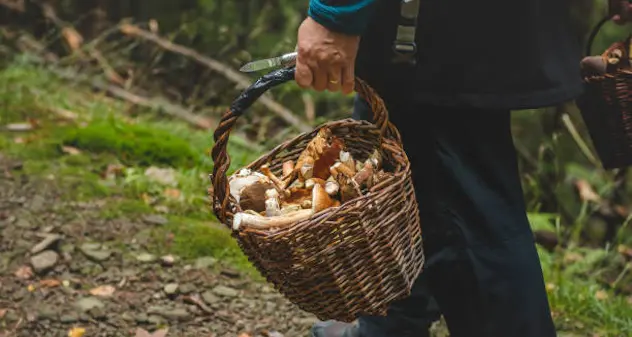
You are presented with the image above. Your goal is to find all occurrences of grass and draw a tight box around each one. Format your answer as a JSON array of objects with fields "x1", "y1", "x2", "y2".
[
  {"x1": 1, "y1": 59, "x2": 632, "y2": 334},
  {"x1": 0, "y1": 60, "x2": 260, "y2": 272}
]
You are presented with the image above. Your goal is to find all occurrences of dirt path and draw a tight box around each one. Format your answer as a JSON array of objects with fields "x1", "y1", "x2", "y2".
[{"x1": 0, "y1": 154, "x2": 317, "y2": 337}]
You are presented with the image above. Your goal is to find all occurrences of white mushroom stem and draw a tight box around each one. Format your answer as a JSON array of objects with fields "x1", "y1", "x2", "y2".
[
  {"x1": 232, "y1": 209, "x2": 313, "y2": 230},
  {"x1": 265, "y1": 189, "x2": 281, "y2": 217},
  {"x1": 325, "y1": 181, "x2": 339, "y2": 195},
  {"x1": 300, "y1": 164, "x2": 314, "y2": 180},
  {"x1": 339, "y1": 151, "x2": 356, "y2": 175}
]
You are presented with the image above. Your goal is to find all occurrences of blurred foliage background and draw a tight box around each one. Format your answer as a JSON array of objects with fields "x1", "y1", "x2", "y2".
[{"x1": 1, "y1": 0, "x2": 632, "y2": 334}]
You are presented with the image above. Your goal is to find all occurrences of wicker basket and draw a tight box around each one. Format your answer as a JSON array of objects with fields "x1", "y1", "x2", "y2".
[
  {"x1": 210, "y1": 67, "x2": 424, "y2": 323},
  {"x1": 576, "y1": 16, "x2": 632, "y2": 169}
]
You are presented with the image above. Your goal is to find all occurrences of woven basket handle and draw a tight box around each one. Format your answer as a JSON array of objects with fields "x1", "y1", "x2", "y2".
[
  {"x1": 585, "y1": 0, "x2": 631, "y2": 56},
  {"x1": 210, "y1": 67, "x2": 398, "y2": 224}
]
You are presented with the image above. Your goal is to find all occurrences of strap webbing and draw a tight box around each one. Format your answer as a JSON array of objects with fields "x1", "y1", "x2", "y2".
[{"x1": 392, "y1": 0, "x2": 420, "y2": 65}]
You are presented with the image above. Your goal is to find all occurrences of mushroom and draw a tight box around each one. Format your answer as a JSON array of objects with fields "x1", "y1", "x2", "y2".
[
  {"x1": 285, "y1": 187, "x2": 312, "y2": 204},
  {"x1": 232, "y1": 209, "x2": 313, "y2": 230},
  {"x1": 325, "y1": 181, "x2": 340, "y2": 196},
  {"x1": 353, "y1": 161, "x2": 375, "y2": 188},
  {"x1": 300, "y1": 162, "x2": 314, "y2": 180},
  {"x1": 367, "y1": 149, "x2": 382, "y2": 169},
  {"x1": 339, "y1": 151, "x2": 356, "y2": 175},
  {"x1": 312, "y1": 184, "x2": 336, "y2": 213},
  {"x1": 260, "y1": 164, "x2": 286, "y2": 191},
  {"x1": 265, "y1": 189, "x2": 281, "y2": 217},
  {"x1": 282, "y1": 160, "x2": 295, "y2": 178},
  {"x1": 581, "y1": 56, "x2": 607, "y2": 75},
  {"x1": 228, "y1": 170, "x2": 276, "y2": 213},
  {"x1": 301, "y1": 199, "x2": 313, "y2": 209},
  {"x1": 305, "y1": 178, "x2": 327, "y2": 190},
  {"x1": 330, "y1": 162, "x2": 355, "y2": 178},
  {"x1": 312, "y1": 137, "x2": 344, "y2": 180}
]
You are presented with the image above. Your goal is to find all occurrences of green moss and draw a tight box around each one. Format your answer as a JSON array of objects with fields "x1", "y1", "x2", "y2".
[
  {"x1": 100, "y1": 198, "x2": 153, "y2": 220},
  {"x1": 62, "y1": 117, "x2": 200, "y2": 168},
  {"x1": 149, "y1": 217, "x2": 256, "y2": 274}
]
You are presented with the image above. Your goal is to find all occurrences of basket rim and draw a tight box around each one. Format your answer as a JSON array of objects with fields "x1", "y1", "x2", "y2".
[{"x1": 226, "y1": 118, "x2": 413, "y2": 236}]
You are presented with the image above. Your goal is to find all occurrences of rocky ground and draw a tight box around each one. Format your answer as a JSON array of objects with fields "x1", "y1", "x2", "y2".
[{"x1": 0, "y1": 154, "x2": 318, "y2": 337}]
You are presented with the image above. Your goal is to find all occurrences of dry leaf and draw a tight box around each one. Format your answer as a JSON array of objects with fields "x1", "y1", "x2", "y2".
[
  {"x1": 61, "y1": 27, "x2": 83, "y2": 51},
  {"x1": 51, "y1": 107, "x2": 78, "y2": 120},
  {"x1": 595, "y1": 290, "x2": 608, "y2": 300},
  {"x1": 563, "y1": 252, "x2": 583, "y2": 264},
  {"x1": 238, "y1": 333, "x2": 252, "y2": 337},
  {"x1": 67, "y1": 327, "x2": 86, "y2": 337},
  {"x1": 14, "y1": 265, "x2": 34, "y2": 279},
  {"x1": 163, "y1": 188, "x2": 181, "y2": 199},
  {"x1": 5, "y1": 123, "x2": 33, "y2": 131},
  {"x1": 89, "y1": 285, "x2": 116, "y2": 297},
  {"x1": 103, "y1": 164, "x2": 125, "y2": 179},
  {"x1": 13, "y1": 137, "x2": 25, "y2": 144},
  {"x1": 27, "y1": 284, "x2": 35, "y2": 292},
  {"x1": 0, "y1": 309, "x2": 7, "y2": 318},
  {"x1": 61, "y1": 146, "x2": 81, "y2": 156},
  {"x1": 575, "y1": 179, "x2": 601, "y2": 203},
  {"x1": 39, "y1": 279, "x2": 62, "y2": 288}
]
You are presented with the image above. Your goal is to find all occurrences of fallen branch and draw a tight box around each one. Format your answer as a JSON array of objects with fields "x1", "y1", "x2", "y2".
[
  {"x1": 0, "y1": 0, "x2": 24, "y2": 12},
  {"x1": 49, "y1": 64, "x2": 216, "y2": 130},
  {"x1": 118, "y1": 23, "x2": 312, "y2": 133}
]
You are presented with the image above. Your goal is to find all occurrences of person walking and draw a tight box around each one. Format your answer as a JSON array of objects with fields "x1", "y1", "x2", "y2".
[{"x1": 293, "y1": 0, "x2": 632, "y2": 336}]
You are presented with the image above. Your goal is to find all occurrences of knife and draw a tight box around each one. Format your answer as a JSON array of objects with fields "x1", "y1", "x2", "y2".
[{"x1": 239, "y1": 52, "x2": 298, "y2": 73}]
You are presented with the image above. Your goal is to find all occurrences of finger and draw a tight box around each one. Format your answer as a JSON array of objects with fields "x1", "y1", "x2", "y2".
[
  {"x1": 295, "y1": 58, "x2": 313, "y2": 89},
  {"x1": 327, "y1": 67, "x2": 343, "y2": 92},
  {"x1": 341, "y1": 65, "x2": 355, "y2": 95},
  {"x1": 311, "y1": 61, "x2": 328, "y2": 92}
]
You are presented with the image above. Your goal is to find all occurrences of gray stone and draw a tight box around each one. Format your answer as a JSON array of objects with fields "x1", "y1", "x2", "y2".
[
  {"x1": 30, "y1": 234, "x2": 61, "y2": 254},
  {"x1": 147, "y1": 306, "x2": 189, "y2": 321},
  {"x1": 164, "y1": 283, "x2": 179, "y2": 295},
  {"x1": 160, "y1": 255, "x2": 176, "y2": 266},
  {"x1": 142, "y1": 214, "x2": 168, "y2": 226},
  {"x1": 80, "y1": 243, "x2": 111, "y2": 262},
  {"x1": 30, "y1": 250, "x2": 59, "y2": 274},
  {"x1": 37, "y1": 306, "x2": 58, "y2": 320},
  {"x1": 75, "y1": 297, "x2": 105, "y2": 312},
  {"x1": 136, "y1": 253, "x2": 157, "y2": 263},
  {"x1": 212, "y1": 285, "x2": 238, "y2": 298},
  {"x1": 194, "y1": 257, "x2": 216, "y2": 269},
  {"x1": 179, "y1": 283, "x2": 196, "y2": 294},
  {"x1": 202, "y1": 291, "x2": 220, "y2": 305},
  {"x1": 59, "y1": 313, "x2": 79, "y2": 323}
]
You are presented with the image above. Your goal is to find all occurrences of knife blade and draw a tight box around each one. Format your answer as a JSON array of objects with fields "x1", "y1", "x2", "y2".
[{"x1": 239, "y1": 52, "x2": 298, "y2": 73}]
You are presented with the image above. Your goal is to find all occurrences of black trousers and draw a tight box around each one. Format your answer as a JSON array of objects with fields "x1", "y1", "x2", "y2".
[{"x1": 351, "y1": 96, "x2": 556, "y2": 337}]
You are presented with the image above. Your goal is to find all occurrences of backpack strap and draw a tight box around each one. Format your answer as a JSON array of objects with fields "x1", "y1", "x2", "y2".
[{"x1": 392, "y1": 0, "x2": 420, "y2": 65}]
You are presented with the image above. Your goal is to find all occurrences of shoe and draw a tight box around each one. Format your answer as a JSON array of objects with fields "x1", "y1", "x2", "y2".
[{"x1": 310, "y1": 320, "x2": 360, "y2": 337}]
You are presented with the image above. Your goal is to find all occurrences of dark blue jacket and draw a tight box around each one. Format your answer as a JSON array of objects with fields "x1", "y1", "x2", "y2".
[{"x1": 309, "y1": 0, "x2": 584, "y2": 110}]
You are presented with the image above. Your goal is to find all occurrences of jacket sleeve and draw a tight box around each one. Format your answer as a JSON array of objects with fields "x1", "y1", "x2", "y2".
[{"x1": 307, "y1": 0, "x2": 378, "y2": 36}]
